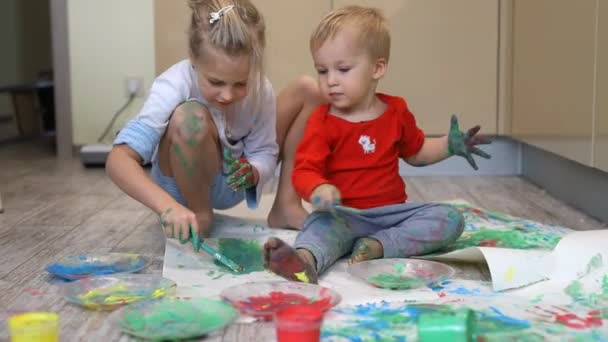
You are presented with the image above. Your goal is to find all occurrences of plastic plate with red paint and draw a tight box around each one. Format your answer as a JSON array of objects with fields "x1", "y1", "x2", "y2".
[
  {"x1": 347, "y1": 258, "x2": 455, "y2": 290},
  {"x1": 220, "y1": 281, "x2": 341, "y2": 320},
  {"x1": 118, "y1": 298, "x2": 238, "y2": 340},
  {"x1": 62, "y1": 274, "x2": 177, "y2": 310}
]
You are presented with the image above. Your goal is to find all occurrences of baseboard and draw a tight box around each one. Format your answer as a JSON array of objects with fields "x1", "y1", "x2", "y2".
[
  {"x1": 399, "y1": 137, "x2": 522, "y2": 176},
  {"x1": 522, "y1": 143, "x2": 608, "y2": 223}
]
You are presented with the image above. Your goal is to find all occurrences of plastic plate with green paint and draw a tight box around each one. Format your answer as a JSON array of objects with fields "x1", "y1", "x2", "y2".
[
  {"x1": 220, "y1": 281, "x2": 342, "y2": 320},
  {"x1": 118, "y1": 298, "x2": 238, "y2": 340},
  {"x1": 62, "y1": 274, "x2": 177, "y2": 310},
  {"x1": 348, "y1": 258, "x2": 455, "y2": 290},
  {"x1": 46, "y1": 253, "x2": 150, "y2": 280}
]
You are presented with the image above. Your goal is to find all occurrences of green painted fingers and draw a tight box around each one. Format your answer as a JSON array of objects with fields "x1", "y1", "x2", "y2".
[
  {"x1": 222, "y1": 146, "x2": 255, "y2": 190},
  {"x1": 447, "y1": 114, "x2": 492, "y2": 170}
]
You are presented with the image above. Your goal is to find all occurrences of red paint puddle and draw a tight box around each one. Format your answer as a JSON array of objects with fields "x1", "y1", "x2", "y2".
[
  {"x1": 235, "y1": 291, "x2": 332, "y2": 320},
  {"x1": 478, "y1": 240, "x2": 498, "y2": 247}
]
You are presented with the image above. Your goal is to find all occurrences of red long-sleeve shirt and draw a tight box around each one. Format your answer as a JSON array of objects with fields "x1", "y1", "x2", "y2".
[{"x1": 292, "y1": 94, "x2": 425, "y2": 209}]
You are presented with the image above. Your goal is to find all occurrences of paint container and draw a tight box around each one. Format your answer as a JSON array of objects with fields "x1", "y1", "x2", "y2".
[
  {"x1": 417, "y1": 308, "x2": 477, "y2": 342},
  {"x1": 275, "y1": 305, "x2": 324, "y2": 342},
  {"x1": 8, "y1": 312, "x2": 59, "y2": 342}
]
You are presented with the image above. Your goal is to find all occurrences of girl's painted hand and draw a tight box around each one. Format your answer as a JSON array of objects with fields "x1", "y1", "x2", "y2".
[
  {"x1": 159, "y1": 204, "x2": 203, "y2": 251},
  {"x1": 447, "y1": 114, "x2": 492, "y2": 170},
  {"x1": 310, "y1": 184, "x2": 341, "y2": 212},
  {"x1": 222, "y1": 146, "x2": 257, "y2": 190}
]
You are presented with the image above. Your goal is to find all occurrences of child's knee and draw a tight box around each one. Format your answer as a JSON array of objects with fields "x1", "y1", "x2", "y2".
[
  {"x1": 443, "y1": 206, "x2": 464, "y2": 241},
  {"x1": 294, "y1": 75, "x2": 321, "y2": 102},
  {"x1": 168, "y1": 101, "x2": 215, "y2": 145}
]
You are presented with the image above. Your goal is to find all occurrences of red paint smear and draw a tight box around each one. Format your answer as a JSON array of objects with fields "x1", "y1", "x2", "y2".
[
  {"x1": 530, "y1": 306, "x2": 603, "y2": 330},
  {"x1": 554, "y1": 310, "x2": 602, "y2": 330},
  {"x1": 24, "y1": 288, "x2": 44, "y2": 296},
  {"x1": 236, "y1": 291, "x2": 332, "y2": 320},
  {"x1": 478, "y1": 240, "x2": 498, "y2": 247}
]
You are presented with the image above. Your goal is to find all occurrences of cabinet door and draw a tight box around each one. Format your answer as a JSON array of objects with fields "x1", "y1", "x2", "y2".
[
  {"x1": 334, "y1": 0, "x2": 498, "y2": 135},
  {"x1": 154, "y1": 0, "x2": 330, "y2": 90},
  {"x1": 512, "y1": 0, "x2": 597, "y2": 166},
  {"x1": 595, "y1": 1, "x2": 608, "y2": 172},
  {"x1": 154, "y1": 0, "x2": 189, "y2": 75},
  {"x1": 253, "y1": 1, "x2": 330, "y2": 91}
]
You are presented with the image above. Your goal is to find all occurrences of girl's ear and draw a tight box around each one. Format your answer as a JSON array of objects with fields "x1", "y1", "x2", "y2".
[{"x1": 372, "y1": 57, "x2": 387, "y2": 80}]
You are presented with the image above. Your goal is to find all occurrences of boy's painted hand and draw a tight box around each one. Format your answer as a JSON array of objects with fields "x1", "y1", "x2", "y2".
[
  {"x1": 447, "y1": 114, "x2": 492, "y2": 170},
  {"x1": 310, "y1": 184, "x2": 341, "y2": 212},
  {"x1": 222, "y1": 146, "x2": 257, "y2": 190}
]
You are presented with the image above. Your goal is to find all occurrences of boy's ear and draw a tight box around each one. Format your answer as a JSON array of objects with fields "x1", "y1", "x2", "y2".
[{"x1": 372, "y1": 57, "x2": 387, "y2": 80}]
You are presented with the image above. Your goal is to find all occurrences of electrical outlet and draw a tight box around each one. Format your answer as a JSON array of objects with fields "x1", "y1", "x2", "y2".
[{"x1": 125, "y1": 77, "x2": 144, "y2": 98}]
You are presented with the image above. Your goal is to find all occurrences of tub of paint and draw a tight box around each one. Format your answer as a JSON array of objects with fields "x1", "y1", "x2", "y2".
[
  {"x1": 46, "y1": 253, "x2": 149, "y2": 280},
  {"x1": 347, "y1": 258, "x2": 455, "y2": 290},
  {"x1": 62, "y1": 274, "x2": 176, "y2": 310},
  {"x1": 275, "y1": 305, "x2": 324, "y2": 342},
  {"x1": 8, "y1": 312, "x2": 59, "y2": 342},
  {"x1": 118, "y1": 297, "x2": 238, "y2": 340},
  {"x1": 417, "y1": 308, "x2": 477, "y2": 342},
  {"x1": 220, "y1": 281, "x2": 341, "y2": 320}
]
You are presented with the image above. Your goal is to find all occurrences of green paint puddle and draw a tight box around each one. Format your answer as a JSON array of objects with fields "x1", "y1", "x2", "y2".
[
  {"x1": 444, "y1": 228, "x2": 561, "y2": 251},
  {"x1": 368, "y1": 273, "x2": 425, "y2": 290},
  {"x1": 120, "y1": 299, "x2": 236, "y2": 339},
  {"x1": 214, "y1": 238, "x2": 264, "y2": 274}
]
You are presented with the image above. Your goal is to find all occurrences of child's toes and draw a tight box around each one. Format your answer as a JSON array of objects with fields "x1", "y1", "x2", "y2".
[{"x1": 349, "y1": 237, "x2": 384, "y2": 264}]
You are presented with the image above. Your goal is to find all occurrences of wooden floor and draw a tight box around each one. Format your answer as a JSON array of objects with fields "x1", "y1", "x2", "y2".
[{"x1": 0, "y1": 141, "x2": 605, "y2": 341}]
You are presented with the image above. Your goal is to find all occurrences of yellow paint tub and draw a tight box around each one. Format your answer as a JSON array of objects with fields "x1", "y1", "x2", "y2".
[{"x1": 8, "y1": 312, "x2": 59, "y2": 342}]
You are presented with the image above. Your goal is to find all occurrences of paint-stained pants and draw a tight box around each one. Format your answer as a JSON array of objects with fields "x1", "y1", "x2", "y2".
[{"x1": 294, "y1": 203, "x2": 464, "y2": 274}]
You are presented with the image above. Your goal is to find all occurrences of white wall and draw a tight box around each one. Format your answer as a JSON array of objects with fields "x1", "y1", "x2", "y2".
[{"x1": 68, "y1": 0, "x2": 155, "y2": 145}]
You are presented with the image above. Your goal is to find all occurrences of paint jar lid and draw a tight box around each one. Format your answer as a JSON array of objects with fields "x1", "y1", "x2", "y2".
[
  {"x1": 8, "y1": 312, "x2": 59, "y2": 342},
  {"x1": 417, "y1": 308, "x2": 477, "y2": 342}
]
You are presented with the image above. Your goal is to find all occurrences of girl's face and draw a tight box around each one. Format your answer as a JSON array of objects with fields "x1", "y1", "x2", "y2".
[{"x1": 194, "y1": 46, "x2": 250, "y2": 111}]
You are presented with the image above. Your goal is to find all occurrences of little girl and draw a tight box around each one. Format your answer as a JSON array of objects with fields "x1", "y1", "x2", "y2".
[{"x1": 106, "y1": 0, "x2": 277, "y2": 249}]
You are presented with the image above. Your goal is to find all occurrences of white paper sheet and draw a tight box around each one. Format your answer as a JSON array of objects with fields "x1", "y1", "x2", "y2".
[{"x1": 163, "y1": 214, "x2": 439, "y2": 307}]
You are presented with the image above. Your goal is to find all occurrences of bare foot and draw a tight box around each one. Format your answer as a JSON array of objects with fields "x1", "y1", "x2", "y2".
[
  {"x1": 349, "y1": 237, "x2": 384, "y2": 264},
  {"x1": 267, "y1": 203, "x2": 309, "y2": 230},
  {"x1": 263, "y1": 237, "x2": 318, "y2": 284}
]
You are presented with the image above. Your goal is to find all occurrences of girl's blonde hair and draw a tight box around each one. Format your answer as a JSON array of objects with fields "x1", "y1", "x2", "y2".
[
  {"x1": 188, "y1": 0, "x2": 266, "y2": 105},
  {"x1": 310, "y1": 5, "x2": 390, "y2": 62}
]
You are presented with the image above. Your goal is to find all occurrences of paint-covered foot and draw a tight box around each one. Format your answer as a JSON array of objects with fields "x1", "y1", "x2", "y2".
[
  {"x1": 263, "y1": 237, "x2": 318, "y2": 284},
  {"x1": 267, "y1": 203, "x2": 309, "y2": 230},
  {"x1": 349, "y1": 237, "x2": 384, "y2": 264}
]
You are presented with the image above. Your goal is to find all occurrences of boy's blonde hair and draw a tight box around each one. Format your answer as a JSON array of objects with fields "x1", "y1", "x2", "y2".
[
  {"x1": 188, "y1": 0, "x2": 265, "y2": 104},
  {"x1": 310, "y1": 5, "x2": 390, "y2": 62}
]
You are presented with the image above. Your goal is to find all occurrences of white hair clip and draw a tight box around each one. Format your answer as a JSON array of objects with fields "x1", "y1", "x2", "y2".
[{"x1": 209, "y1": 5, "x2": 235, "y2": 24}]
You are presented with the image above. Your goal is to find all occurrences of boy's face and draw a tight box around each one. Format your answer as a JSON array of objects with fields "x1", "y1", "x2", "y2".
[
  {"x1": 312, "y1": 26, "x2": 385, "y2": 115},
  {"x1": 194, "y1": 46, "x2": 250, "y2": 112}
]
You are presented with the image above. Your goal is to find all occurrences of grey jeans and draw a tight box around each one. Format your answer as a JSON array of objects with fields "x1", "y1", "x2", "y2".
[{"x1": 294, "y1": 202, "x2": 464, "y2": 274}]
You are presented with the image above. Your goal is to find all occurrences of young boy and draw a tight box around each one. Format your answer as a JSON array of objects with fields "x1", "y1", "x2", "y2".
[{"x1": 264, "y1": 5, "x2": 491, "y2": 283}]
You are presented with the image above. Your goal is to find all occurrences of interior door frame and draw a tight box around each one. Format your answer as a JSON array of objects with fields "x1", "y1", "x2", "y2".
[{"x1": 50, "y1": 0, "x2": 72, "y2": 159}]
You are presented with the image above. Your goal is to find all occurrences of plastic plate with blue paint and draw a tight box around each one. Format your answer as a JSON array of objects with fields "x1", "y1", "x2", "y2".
[
  {"x1": 118, "y1": 298, "x2": 238, "y2": 340},
  {"x1": 62, "y1": 274, "x2": 176, "y2": 310},
  {"x1": 347, "y1": 258, "x2": 455, "y2": 290},
  {"x1": 46, "y1": 253, "x2": 149, "y2": 280}
]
